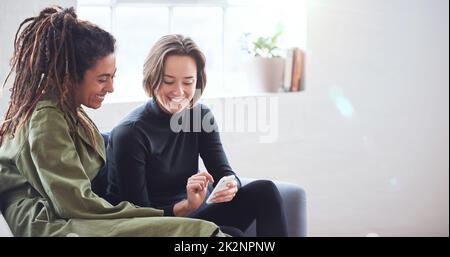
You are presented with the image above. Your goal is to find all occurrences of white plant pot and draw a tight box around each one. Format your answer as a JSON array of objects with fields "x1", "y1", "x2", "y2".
[{"x1": 247, "y1": 57, "x2": 285, "y2": 93}]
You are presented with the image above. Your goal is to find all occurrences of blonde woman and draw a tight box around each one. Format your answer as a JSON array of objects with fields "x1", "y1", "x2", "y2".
[{"x1": 106, "y1": 34, "x2": 288, "y2": 237}]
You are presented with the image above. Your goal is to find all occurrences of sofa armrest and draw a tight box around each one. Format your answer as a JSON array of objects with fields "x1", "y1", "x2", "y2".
[{"x1": 240, "y1": 178, "x2": 307, "y2": 237}]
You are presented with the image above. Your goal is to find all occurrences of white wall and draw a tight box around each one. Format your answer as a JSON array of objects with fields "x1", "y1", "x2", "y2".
[
  {"x1": 303, "y1": 0, "x2": 449, "y2": 236},
  {"x1": 0, "y1": 0, "x2": 76, "y2": 114},
  {"x1": 1, "y1": 0, "x2": 448, "y2": 237}
]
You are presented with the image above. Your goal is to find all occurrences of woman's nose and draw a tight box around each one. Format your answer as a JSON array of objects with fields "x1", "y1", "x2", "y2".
[
  {"x1": 105, "y1": 79, "x2": 114, "y2": 93},
  {"x1": 171, "y1": 84, "x2": 183, "y2": 96}
]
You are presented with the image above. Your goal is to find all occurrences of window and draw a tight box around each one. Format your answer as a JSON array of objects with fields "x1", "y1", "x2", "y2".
[{"x1": 77, "y1": 0, "x2": 307, "y2": 102}]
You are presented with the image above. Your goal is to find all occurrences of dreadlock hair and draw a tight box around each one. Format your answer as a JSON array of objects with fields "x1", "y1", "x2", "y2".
[{"x1": 0, "y1": 6, "x2": 115, "y2": 146}]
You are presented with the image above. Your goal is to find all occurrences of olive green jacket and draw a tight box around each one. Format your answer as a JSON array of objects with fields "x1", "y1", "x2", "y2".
[{"x1": 0, "y1": 97, "x2": 220, "y2": 237}]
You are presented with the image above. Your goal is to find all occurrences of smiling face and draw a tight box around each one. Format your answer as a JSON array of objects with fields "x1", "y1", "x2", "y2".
[
  {"x1": 75, "y1": 53, "x2": 116, "y2": 109},
  {"x1": 156, "y1": 55, "x2": 197, "y2": 114}
]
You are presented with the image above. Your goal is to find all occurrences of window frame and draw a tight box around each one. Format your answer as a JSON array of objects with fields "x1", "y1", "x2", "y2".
[{"x1": 77, "y1": 0, "x2": 306, "y2": 101}]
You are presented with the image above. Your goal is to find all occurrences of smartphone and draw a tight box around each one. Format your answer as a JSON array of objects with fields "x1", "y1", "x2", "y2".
[{"x1": 206, "y1": 175, "x2": 236, "y2": 204}]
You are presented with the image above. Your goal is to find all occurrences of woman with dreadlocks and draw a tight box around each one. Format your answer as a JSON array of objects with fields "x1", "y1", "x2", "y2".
[{"x1": 0, "y1": 6, "x2": 225, "y2": 237}]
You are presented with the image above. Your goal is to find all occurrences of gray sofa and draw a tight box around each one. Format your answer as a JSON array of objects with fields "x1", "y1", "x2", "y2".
[
  {"x1": 240, "y1": 178, "x2": 307, "y2": 237},
  {"x1": 0, "y1": 180, "x2": 306, "y2": 237},
  {"x1": 1, "y1": 180, "x2": 307, "y2": 237},
  {"x1": 0, "y1": 133, "x2": 307, "y2": 237},
  {"x1": 0, "y1": 178, "x2": 306, "y2": 237}
]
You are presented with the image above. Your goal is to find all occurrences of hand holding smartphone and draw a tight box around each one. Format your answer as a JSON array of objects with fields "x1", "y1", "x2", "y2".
[{"x1": 206, "y1": 175, "x2": 236, "y2": 204}]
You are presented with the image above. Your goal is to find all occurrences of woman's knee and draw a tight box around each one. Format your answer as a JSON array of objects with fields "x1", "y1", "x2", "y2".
[
  {"x1": 258, "y1": 179, "x2": 277, "y2": 191},
  {"x1": 248, "y1": 179, "x2": 277, "y2": 193},
  {"x1": 241, "y1": 180, "x2": 280, "y2": 201}
]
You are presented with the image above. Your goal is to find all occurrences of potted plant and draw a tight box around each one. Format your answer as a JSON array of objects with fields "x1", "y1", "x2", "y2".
[{"x1": 243, "y1": 28, "x2": 285, "y2": 93}]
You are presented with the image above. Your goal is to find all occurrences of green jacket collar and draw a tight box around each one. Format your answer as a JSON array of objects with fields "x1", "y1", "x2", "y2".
[{"x1": 35, "y1": 95, "x2": 106, "y2": 163}]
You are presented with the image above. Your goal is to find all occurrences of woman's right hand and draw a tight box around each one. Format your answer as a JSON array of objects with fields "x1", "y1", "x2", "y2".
[{"x1": 186, "y1": 171, "x2": 214, "y2": 212}]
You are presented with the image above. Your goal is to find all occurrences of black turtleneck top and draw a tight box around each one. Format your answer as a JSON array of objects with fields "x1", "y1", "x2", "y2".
[{"x1": 105, "y1": 99, "x2": 240, "y2": 216}]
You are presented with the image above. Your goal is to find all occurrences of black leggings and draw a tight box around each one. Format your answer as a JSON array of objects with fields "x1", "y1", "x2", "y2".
[{"x1": 190, "y1": 180, "x2": 288, "y2": 237}]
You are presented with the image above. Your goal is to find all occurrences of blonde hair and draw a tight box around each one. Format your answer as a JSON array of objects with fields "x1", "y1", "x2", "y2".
[{"x1": 143, "y1": 34, "x2": 206, "y2": 106}]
